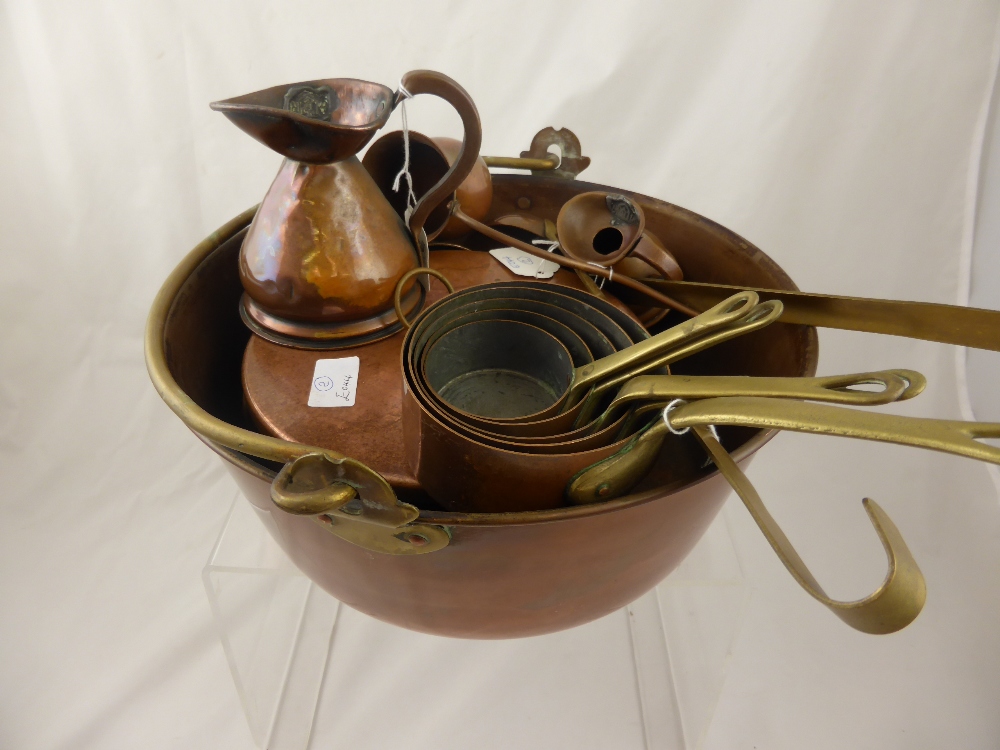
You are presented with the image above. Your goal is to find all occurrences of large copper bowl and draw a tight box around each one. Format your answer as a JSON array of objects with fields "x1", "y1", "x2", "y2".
[{"x1": 146, "y1": 174, "x2": 817, "y2": 639}]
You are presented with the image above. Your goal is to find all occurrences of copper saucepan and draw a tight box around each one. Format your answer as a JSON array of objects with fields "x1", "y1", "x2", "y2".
[
  {"x1": 408, "y1": 302, "x2": 787, "y2": 450},
  {"x1": 406, "y1": 288, "x2": 759, "y2": 433},
  {"x1": 418, "y1": 292, "x2": 757, "y2": 422}
]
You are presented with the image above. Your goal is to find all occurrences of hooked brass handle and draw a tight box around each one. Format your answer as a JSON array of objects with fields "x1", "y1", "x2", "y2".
[
  {"x1": 691, "y1": 425, "x2": 926, "y2": 635},
  {"x1": 271, "y1": 454, "x2": 359, "y2": 515}
]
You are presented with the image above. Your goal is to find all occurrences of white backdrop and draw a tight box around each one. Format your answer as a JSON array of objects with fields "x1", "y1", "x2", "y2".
[{"x1": 2, "y1": 1, "x2": 1000, "y2": 747}]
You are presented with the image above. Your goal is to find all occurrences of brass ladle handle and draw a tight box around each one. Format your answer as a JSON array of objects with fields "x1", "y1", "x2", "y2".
[
  {"x1": 451, "y1": 207, "x2": 700, "y2": 317},
  {"x1": 394, "y1": 267, "x2": 455, "y2": 329},
  {"x1": 691, "y1": 425, "x2": 926, "y2": 635}
]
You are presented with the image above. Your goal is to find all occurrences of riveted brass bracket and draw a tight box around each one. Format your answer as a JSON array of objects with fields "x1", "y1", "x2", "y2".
[
  {"x1": 517, "y1": 127, "x2": 591, "y2": 178},
  {"x1": 271, "y1": 453, "x2": 450, "y2": 555}
]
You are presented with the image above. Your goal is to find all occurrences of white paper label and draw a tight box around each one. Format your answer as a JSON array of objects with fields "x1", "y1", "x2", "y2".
[
  {"x1": 489, "y1": 248, "x2": 560, "y2": 279},
  {"x1": 308, "y1": 357, "x2": 360, "y2": 407}
]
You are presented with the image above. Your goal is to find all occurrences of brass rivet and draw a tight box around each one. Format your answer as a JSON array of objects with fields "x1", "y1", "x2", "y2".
[
  {"x1": 597, "y1": 483, "x2": 611, "y2": 497},
  {"x1": 517, "y1": 197, "x2": 531, "y2": 210},
  {"x1": 406, "y1": 533, "x2": 429, "y2": 547},
  {"x1": 341, "y1": 498, "x2": 363, "y2": 516}
]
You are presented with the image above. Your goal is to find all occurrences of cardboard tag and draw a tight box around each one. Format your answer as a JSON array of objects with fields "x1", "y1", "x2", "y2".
[
  {"x1": 489, "y1": 248, "x2": 560, "y2": 279},
  {"x1": 308, "y1": 357, "x2": 360, "y2": 407}
]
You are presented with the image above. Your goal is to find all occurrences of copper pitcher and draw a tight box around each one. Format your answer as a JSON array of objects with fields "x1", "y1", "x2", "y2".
[{"x1": 211, "y1": 70, "x2": 483, "y2": 347}]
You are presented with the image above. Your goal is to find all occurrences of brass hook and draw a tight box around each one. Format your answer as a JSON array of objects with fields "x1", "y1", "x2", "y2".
[{"x1": 691, "y1": 425, "x2": 926, "y2": 634}]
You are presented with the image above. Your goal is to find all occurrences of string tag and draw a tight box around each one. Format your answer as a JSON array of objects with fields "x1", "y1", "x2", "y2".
[{"x1": 391, "y1": 82, "x2": 418, "y2": 224}]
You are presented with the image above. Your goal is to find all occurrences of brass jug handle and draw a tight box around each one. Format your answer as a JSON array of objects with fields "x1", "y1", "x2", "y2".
[
  {"x1": 691, "y1": 425, "x2": 926, "y2": 634},
  {"x1": 396, "y1": 70, "x2": 483, "y2": 243}
]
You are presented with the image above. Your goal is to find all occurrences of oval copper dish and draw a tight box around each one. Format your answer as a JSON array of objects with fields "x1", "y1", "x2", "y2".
[{"x1": 154, "y1": 174, "x2": 817, "y2": 638}]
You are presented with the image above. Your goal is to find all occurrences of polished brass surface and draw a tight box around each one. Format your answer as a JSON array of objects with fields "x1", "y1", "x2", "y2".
[
  {"x1": 635, "y1": 279, "x2": 1000, "y2": 351},
  {"x1": 564, "y1": 370, "x2": 923, "y2": 504},
  {"x1": 669, "y1": 397, "x2": 1000, "y2": 463},
  {"x1": 483, "y1": 154, "x2": 560, "y2": 170},
  {"x1": 570, "y1": 300, "x2": 784, "y2": 427},
  {"x1": 581, "y1": 368, "x2": 923, "y2": 437},
  {"x1": 692, "y1": 425, "x2": 926, "y2": 635},
  {"x1": 271, "y1": 453, "x2": 359, "y2": 514}
]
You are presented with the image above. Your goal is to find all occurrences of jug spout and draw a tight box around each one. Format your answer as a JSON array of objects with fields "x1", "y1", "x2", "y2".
[{"x1": 210, "y1": 79, "x2": 394, "y2": 164}]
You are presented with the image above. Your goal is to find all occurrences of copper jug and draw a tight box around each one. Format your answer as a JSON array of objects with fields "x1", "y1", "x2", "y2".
[{"x1": 211, "y1": 70, "x2": 483, "y2": 347}]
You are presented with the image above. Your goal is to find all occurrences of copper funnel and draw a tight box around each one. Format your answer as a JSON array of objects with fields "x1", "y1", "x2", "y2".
[{"x1": 210, "y1": 79, "x2": 394, "y2": 164}]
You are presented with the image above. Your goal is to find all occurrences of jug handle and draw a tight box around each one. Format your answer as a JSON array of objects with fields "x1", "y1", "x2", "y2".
[{"x1": 396, "y1": 70, "x2": 483, "y2": 245}]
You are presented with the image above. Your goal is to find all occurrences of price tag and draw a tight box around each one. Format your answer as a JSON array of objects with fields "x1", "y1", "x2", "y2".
[
  {"x1": 489, "y1": 248, "x2": 560, "y2": 279},
  {"x1": 308, "y1": 356, "x2": 360, "y2": 407}
]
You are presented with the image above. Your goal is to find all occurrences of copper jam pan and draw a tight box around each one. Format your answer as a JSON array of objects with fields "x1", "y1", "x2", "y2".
[{"x1": 146, "y1": 174, "x2": 817, "y2": 639}]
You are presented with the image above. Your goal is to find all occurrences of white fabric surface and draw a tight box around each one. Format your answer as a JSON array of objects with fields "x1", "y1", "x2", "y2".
[{"x1": 2, "y1": 1, "x2": 1000, "y2": 747}]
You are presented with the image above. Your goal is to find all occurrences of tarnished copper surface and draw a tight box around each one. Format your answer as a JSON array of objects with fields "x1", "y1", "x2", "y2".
[
  {"x1": 239, "y1": 156, "x2": 418, "y2": 324},
  {"x1": 160, "y1": 172, "x2": 818, "y2": 637},
  {"x1": 242, "y1": 251, "x2": 600, "y2": 488}
]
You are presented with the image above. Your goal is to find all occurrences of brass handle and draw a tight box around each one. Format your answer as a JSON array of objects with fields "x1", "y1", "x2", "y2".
[
  {"x1": 610, "y1": 369, "x2": 925, "y2": 410},
  {"x1": 692, "y1": 425, "x2": 925, "y2": 635},
  {"x1": 565, "y1": 292, "x2": 760, "y2": 406},
  {"x1": 271, "y1": 454, "x2": 358, "y2": 515},
  {"x1": 397, "y1": 71, "x2": 483, "y2": 243},
  {"x1": 394, "y1": 267, "x2": 454, "y2": 329},
  {"x1": 565, "y1": 370, "x2": 927, "y2": 503},
  {"x1": 574, "y1": 300, "x2": 785, "y2": 427},
  {"x1": 637, "y1": 279, "x2": 1000, "y2": 352},
  {"x1": 483, "y1": 154, "x2": 560, "y2": 170},
  {"x1": 669, "y1": 396, "x2": 1000, "y2": 463}
]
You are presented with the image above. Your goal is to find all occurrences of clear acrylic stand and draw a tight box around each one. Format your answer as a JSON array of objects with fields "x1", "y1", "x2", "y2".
[{"x1": 204, "y1": 497, "x2": 748, "y2": 750}]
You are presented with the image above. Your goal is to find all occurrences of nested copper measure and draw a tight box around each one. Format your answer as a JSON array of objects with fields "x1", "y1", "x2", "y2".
[
  {"x1": 403, "y1": 283, "x2": 645, "y2": 438},
  {"x1": 410, "y1": 304, "x2": 789, "y2": 453},
  {"x1": 418, "y1": 290, "x2": 758, "y2": 426}
]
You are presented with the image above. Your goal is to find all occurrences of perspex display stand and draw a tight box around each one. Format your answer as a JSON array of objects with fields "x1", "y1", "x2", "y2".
[{"x1": 204, "y1": 497, "x2": 749, "y2": 749}]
